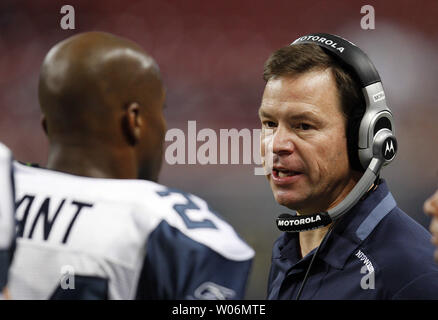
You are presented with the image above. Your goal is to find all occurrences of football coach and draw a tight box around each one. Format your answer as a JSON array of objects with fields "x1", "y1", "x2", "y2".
[{"x1": 259, "y1": 33, "x2": 438, "y2": 299}]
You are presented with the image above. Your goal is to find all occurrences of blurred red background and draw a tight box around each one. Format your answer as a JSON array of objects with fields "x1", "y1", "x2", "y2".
[{"x1": 1, "y1": 0, "x2": 437, "y2": 298}]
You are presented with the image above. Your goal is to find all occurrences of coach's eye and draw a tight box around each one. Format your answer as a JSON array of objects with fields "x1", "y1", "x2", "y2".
[
  {"x1": 297, "y1": 123, "x2": 312, "y2": 130},
  {"x1": 264, "y1": 121, "x2": 277, "y2": 128}
]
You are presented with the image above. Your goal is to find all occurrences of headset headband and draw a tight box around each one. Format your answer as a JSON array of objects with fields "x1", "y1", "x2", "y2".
[{"x1": 292, "y1": 33, "x2": 380, "y2": 87}]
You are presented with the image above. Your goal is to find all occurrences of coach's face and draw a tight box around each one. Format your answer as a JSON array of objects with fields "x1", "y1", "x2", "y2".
[{"x1": 259, "y1": 69, "x2": 357, "y2": 214}]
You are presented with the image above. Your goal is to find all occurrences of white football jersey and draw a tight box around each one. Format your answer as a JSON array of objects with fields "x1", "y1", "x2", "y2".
[
  {"x1": 0, "y1": 143, "x2": 15, "y2": 296},
  {"x1": 9, "y1": 162, "x2": 254, "y2": 300}
]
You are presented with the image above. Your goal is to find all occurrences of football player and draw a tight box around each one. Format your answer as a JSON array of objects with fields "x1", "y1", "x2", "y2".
[{"x1": 8, "y1": 32, "x2": 254, "y2": 300}]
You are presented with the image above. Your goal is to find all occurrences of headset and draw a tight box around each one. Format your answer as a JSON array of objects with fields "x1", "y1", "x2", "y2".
[{"x1": 276, "y1": 33, "x2": 398, "y2": 233}]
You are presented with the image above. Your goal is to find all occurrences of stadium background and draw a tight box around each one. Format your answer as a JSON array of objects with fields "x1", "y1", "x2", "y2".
[{"x1": 0, "y1": 0, "x2": 437, "y2": 299}]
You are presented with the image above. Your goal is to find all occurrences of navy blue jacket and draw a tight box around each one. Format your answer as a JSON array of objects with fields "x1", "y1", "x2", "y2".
[{"x1": 267, "y1": 180, "x2": 438, "y2": 299}]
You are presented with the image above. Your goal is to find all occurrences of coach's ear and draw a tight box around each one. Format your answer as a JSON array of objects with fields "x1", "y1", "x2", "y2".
[
  {"x1": 123, "y1": 102, "x2": 142, "y2": 146},
  {"x1": 41, "y1": 115, "x2": 48, "y2": 136}
]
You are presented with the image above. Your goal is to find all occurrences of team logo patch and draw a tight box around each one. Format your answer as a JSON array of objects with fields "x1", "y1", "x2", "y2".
[{"x1": 193, "y1": 282, "x2": 236, "y2": 300}]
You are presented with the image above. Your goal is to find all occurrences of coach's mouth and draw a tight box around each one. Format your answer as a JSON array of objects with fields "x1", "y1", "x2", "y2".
[
  {"x1": 271, "y1": 167, "x2": 303, "y2": 184},
  {"x1": 273, "y1": 168, "x2": 299, "y2": 177}
]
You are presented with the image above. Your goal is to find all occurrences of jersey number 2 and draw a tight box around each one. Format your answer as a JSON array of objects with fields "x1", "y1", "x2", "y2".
[{"x1": 156, "y1": 189, "x2": 217, "y2": 229}]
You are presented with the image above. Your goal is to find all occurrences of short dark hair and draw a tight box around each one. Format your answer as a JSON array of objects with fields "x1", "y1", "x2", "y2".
[{"x1": 263, "y1": 43, "x2": 366, "y2": 171}]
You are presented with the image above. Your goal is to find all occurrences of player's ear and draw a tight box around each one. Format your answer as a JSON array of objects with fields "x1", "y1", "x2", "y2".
[
  {"x1": 123, "y1": 102, "x2": 142, "y2": 146},
  {"x1": 41, "y1": 115, "x2": 48, "y2": 136}
]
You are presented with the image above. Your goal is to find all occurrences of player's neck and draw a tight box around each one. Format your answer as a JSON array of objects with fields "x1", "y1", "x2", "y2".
[{"x1": 46, "y1": 143, "x2": 137, "y2": 179}]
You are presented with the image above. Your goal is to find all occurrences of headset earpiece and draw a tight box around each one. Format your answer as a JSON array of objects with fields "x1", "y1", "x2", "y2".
[
  {"x1": 372, "y1": 129, "x2": 397, "y2": 164},
  {"x1": 357, "y1": 83, "x2": 396, "y2": 169}
]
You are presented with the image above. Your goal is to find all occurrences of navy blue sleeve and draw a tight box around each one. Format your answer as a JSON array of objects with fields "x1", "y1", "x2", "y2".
[
  {"x1": 0, "y1": 250, "x2": 10, "y2": 290},
  {"x1": 392, "y1": 272, "x2": 438, "y2": 300},
  {"x1": 135, "y1": 221, "x2": 253, "y2": 300},
  {"x1": 0, "y1": 240, "x2": 15, "y2": 291}
]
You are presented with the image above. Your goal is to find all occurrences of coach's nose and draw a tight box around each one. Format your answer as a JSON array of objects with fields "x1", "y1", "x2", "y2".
[{"x1": 272, "y1": 124, "x2": 295, "y2": 157}]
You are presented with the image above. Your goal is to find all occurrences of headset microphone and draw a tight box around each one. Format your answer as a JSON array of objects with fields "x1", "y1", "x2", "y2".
[
  {"x1": 276, "y1": 154, "x2": 384, "y2": 232},
  {"x1": 275, "y1": 33, "x2": 398, "y2": 233}
]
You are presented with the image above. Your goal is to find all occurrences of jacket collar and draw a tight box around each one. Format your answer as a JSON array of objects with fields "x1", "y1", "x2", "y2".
[{"x1": 275, "y1": 179, "x2": 397, "y2": 270}]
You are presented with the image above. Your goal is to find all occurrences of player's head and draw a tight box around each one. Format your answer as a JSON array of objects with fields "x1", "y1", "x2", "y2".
[
  {"x1": 259, "y1": 43, "x2": 364, "y2": 214},
  {"x1": 39, "y1": 31, "x2": 166, "y2": 181}
]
